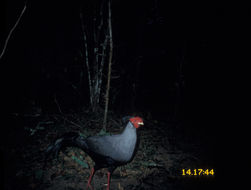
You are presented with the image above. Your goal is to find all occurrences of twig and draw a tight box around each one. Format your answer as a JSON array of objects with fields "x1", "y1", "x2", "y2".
[
  {"x1": 64, "y1": 118, "x2": 83, "y2": 129},
  {"x1": 54, "y1": 94, "x2": 63, "y2": 114},
  {"x1": 55, "y1": 114, "x2": 83, "y2": 129},
  {"x1": 0, "y1": 2, "x2": 27, "y2": 60}
]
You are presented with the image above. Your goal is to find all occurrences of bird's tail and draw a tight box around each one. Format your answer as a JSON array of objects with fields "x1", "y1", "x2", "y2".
[{"x1": 44, "y1": 132, "x2": 88, "y2": 161}]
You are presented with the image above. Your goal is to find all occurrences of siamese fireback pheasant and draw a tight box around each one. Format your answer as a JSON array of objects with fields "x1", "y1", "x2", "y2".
[{"x1": 45, "y1": 116, "x2": 144, "y2": 190}]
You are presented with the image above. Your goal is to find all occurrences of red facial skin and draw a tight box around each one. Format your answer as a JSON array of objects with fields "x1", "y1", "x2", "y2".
[{"x1": 129, "y1": 117, "x2": 144, "y2": 129}]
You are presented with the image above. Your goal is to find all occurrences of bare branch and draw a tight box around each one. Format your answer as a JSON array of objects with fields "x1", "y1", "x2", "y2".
[
  {"x1": 103, "y1": 0, "x2": 113, "y2": 129},
  {"x1": 97, "y1": 31, "x2": 109, "y2": 103},
  {"x1": 54, "y1": 94, "x2": 63, "y2": 114},
  {"x1": 0, "y1": 2, "x2": 27, "y2": 60},
  {"x1": 80, "y1": 12, "x2": 93, "y2": 106}
]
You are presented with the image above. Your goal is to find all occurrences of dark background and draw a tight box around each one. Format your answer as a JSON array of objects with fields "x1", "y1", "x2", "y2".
[
  {"x1": 1, "y1": 0, "x2": 224, "y2": 119},
  {"x1": 1, "y1": 0, "x2": 248, "y2": 189}
]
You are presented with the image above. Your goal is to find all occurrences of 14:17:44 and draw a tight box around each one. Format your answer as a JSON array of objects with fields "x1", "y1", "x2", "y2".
[{"x1": 182, "y1": 169, "x2": 214, "y2": 176}]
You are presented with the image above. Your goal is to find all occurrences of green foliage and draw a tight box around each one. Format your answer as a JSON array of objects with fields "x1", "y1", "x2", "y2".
[
  {"x1": 140, "y1": 161, "x2": 162, "y2": 167},
  {"x1": 79, "y1": 132, "x2": 87, "y2": 138},
  {"x1": 71, "y1": 155, "x2": 89, "y2": 168},
  {"x1": 97, "y1": 128, "x2": 111, "y2": 136},
  {"x1": 25, "y1": 121, "x2": 54, "y2": 136},
  {"x1": 34, "y1": 169, "x2": 44, "y2": 180}
]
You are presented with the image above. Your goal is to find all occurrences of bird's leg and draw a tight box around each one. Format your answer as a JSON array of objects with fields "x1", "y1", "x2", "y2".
[
  {"x1": 86, "y1": 168, "x2": 95, "y2": 190},
  {"x1": 106, "y1": 172, "x2": 111, "y2": 190}
]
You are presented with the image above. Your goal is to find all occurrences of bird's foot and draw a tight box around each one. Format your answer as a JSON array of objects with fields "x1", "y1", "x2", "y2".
[
  {"x1": 86, "y1": 168, "x2": 95, "y2": 190},
  {"x1": 104, "y1": 184, "x2": 109, "y2": 190},
  {"x1": 86, "y1": 183, "x2": 94, "y2": 190}
]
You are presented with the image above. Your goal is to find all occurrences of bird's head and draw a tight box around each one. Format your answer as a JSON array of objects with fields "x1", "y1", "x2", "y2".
[{"x1": 129, "y1": 117, "x2": 144, "y2": 129}]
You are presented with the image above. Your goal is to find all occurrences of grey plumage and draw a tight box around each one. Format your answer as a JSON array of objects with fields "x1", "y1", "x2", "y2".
[
  {"x1": 85, "y1": 121, "x2": 137, "y2": 162},
  {"x1": 44, "y1": 116, "x2": 144, "y2": 190}
]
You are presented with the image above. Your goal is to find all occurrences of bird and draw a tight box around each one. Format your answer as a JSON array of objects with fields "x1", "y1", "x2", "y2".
[{"x1": 45, "y1": 116, "x2": 144, "y2": 190}]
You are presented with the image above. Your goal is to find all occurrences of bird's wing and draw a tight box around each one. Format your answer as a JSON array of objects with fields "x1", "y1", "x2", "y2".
[{"x1": 86, "y1": 135, "x2": 119, "y2": 158}]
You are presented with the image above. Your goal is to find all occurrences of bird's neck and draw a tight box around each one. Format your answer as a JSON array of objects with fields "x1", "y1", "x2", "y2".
[
  {"x1": 119, "y1": 122, "x2": 137, "y2": 155},
  {"x1": 121, "y1": 122, "x2": 136, "y2": 137},
  {"x1": 108, "y1": 121, "x2": 138, "y2": 162}
]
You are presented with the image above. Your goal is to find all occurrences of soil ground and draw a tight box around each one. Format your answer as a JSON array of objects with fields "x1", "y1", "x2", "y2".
[{"x1": 1, "y1": 112, "x2": 217, "y2": 190}]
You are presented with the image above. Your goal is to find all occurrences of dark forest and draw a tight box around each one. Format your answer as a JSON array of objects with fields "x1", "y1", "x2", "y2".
[{"x1": 1, "y1": 0, "x2": 247, "y2": 189}]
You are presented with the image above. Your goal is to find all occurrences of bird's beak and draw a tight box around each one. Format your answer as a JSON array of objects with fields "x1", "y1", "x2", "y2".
[{"x1": 138, "y1": 122, "x2": 144, "y2": 126}]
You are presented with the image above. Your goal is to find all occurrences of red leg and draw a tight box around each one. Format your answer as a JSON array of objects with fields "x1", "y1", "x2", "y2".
[
  {"x1": 86, "y1": 168, "x2": 95, "y2": 190},
  {"x1": 106, "y1": 172, "x2": 111, "y2": 190}
]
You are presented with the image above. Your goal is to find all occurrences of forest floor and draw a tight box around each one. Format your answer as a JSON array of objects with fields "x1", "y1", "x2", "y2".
[{"x1": 2, "y1": 110, "x2": 217, "y2": 190}]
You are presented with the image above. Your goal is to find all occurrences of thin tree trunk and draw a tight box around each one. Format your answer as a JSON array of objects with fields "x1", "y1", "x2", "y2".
[
  {"x1": 103, "y1": 0, "x2": 113, "y2": 129},
  {"x1": 80, "y1": 13, "x2": 93, "y2": 107},
  {"x1": 98, "y1": 33, "x2": 108, "y2": 101}
]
